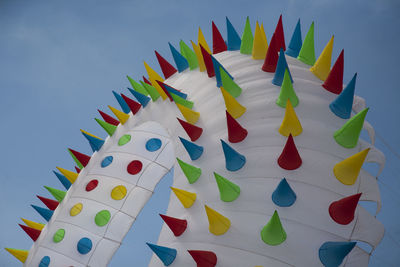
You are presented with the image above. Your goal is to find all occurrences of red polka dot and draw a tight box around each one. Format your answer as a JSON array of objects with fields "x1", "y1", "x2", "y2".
[
  {"x1": 86, "y1": 179, "x2": 98, "y2": 192},
  {"x1": 127, "y1": 160, "x2": 143, "y2": 175}
]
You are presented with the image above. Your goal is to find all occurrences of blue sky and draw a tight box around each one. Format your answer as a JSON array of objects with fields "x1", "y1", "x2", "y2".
[{"x1": 0, "y1": 0, "x2": 399, "y2": 266}]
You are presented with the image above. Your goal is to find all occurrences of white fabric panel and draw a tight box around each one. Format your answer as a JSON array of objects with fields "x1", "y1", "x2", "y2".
[
  {"x1": 26, "y1": 247, "x2": 85, "y2": 267},
  {"x1": 344, "y1": 246, "x2": 370, "y2": 267},
  {"x1": 351, "y1": 207, "x2": 385, "y2": 249},
  {"x1": 120, "y1": 186, "x2": 153, "y2": 218},
  {"x1": 154, "y1": 142, "x2": 175, "y2": 169},
  {"x1": 353, "y1": 96, "x2": 366, "y2": 113},
  {"x1": 87, "y1": 238, "x2": 120, "y2": 267},
  {"x1": 105, "y1": 211, "x2": 136, "y2": 242},
  {"x1": 137, "y1": 163, "x2": 170, "y2": 192}
]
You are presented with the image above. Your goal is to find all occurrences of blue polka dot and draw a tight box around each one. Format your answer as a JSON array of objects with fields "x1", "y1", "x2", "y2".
[
  {"x1": 39, "y1": 256, "x2": 50, "y2": 267},
  {"x1": 77, "y1": 237, "x2": 92, "y2": 254},
  {"x1": 101, "y1": 156, "x2": 113, "y2": 167},
  {"x1": 146, "y1": 138, "x2": 162, "y2": 152}
]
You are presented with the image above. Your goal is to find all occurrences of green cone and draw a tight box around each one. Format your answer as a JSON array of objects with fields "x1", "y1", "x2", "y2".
[
  {"x1": 180, "y1": 40, "x2": 198, "y2": 70},
  {"x1": 127, "y1": 76, "x2": 149, "y2": 96},
  {"x1": 171, "y1": 93, "x2": 194, "y2": 109},
  {"x1": 240, "y1": 17, "x2": 253, "y2": 55},
  {"x1": 140, "y1": 81, "x2": 160, "y2": 101},
  {"x1": 220, "y1": 67, "x2": 242, "y2": 98},
  {"x1": 334, "y1": 108, "x2": 369, "y2": 148},
  {"x1": 276, "y1": 69, "x2": 299, "y2": 108},
  {"x1": 177, "y1": 158, "x2": 201, "y2": 184},
  {"x1": 261, "y1": 210, "x2": 287, "y2": 246},
  {"x1": 68, "y1": 149, "x2": 83, "y2": 169},
  {"x1": 95, "y1": 118, "x2": 117, "y2": 136},
  {"x1": 214, "y1": 172, "x2": 240, "y2": 202},
  {"x1": 44, "y1": 186, "x2": 66, "y2": 202},
  {"x1": 297, "y1": 22, "x2": 315, "y2": 66}
]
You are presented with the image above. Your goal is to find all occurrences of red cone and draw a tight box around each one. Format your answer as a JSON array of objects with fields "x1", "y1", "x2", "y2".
[
  {"x1": 75, "y1": 166, "x2": 81, "y2": 173},
  {"x1": 19, "y1": 224, "x2": 41, "y2": 241},
  {"x1": 329, "y1": 193, "x2": 361, "y2": 225},
  {"x1": 200, "y1": 44, "x2": 215, "y2": 77},
  {"x1": 159, "y1": 214, "x2": 187, "y2": 236},
  {"x1": 177, "y1": 118, "x2": 203, "y2": 141},
  {"x1": 68, "y1": 148, "x2": 91, "y2": 167},
  {"x1": 121, "y1": 94, "x2": 142, "y2": 114},
  {"x1": 226, "y1": 110, "x2": 248, "y2": 143},
  {"x1": 155, "y1": 81, "x2": 173, "y2": 101},
  {"x1": 277, "y1": 134, "x2": 302, "y2": 170},
  {"x1": 37, "y1": 195, "x2": 59, "y2": 210},
  {"x1": 262, "y1": 33, "x2": 279, "y2": 72},
  {"x1": 188, "y1": 250, "x2": 217, "y2": 267},
  {"x1": 155, "y1": 50, "x2": 177, "y2": 79},
  {"x1": 322, "y1": 49, "x2": 344, "y2": 94},
  {"x1": 98, "y1": 109, "x2": 120, "y2": 126},
  {"x1": 274, "y1": 15, "x2": 286, "y2": 51},
  {"x1": 212, "y1": 21, "x2": 227, "y2": 54},
  {"x1": 143, "y1": 76, "x2": 152, "y2": 85}
]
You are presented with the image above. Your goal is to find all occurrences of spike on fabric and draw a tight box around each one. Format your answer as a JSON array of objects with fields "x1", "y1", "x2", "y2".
[
  {"x1": 176, "y1": 157, "x2": 202, "y2": 184},
  {"x1": 68, "y1": 148, "x2": 83, "y2": 169},
  {"x1": 179, "y1": 136, "x2": 203, "y2": 160},
  {"x1": 262, "y1": 33, "x2": 279, "y2": 72},
  {"x1": 143, "y1": 62, "x2": 168, "y2": 100},
  {"x1": 278, "y1": 134, "x2": 302, "y2": 170},
  {"x1": 56, "y1": 167, "x2": 78, "y2": 184},
  {"x1": 108, "y1": 105, "x2": 130, "y2": 124},
  {"x1": 226, "y1": 110, "x2": 248, "y2": 143},
  {"x1": 276, "y1": 69, "x2": 299, "y2": 108},
  {"x1": 198, "y1": 27, "x2": 211, "y2": 54},
  {"x1": 21, "y1": 218, "x2": 44, "y2": 231},
  {"x1": 297, "y1": 22, "x2": 315, "y2": 66},
  {"x1": 95, "y1": 118, "x2": 117, "y2": 136},
  {"x1": 159, "y1": 214, "x2": 187, "y2": 236},
  {"x1": 212, "y1": 57, "x2": 233, "y2": 87},
  {"x1": 333, "y1": 148, "x2": 370, "y2": 185},
  {"x1": 127, "y1": 75, "x2": 149, "y2": 96},
  {"x1": 177, "y1": 118, "x2": 203, "y2": 141},
  {"x1": 200, "y1": 44, "x2": 215, "y2": 77},
  {"x1": 163, "y1": 82, "x2": 187, "y2": 100},
  {"x1": 121, "y1": 94, "x2": 142, "y2": 114},
  {"x1": 310, "y1": 36, "x2": 334, "y2": 81},
  {"x1": 272, "y1": 178, "x2": 297, "y2": 207},
  {"x1": 75, "y1": 166, "x2": 81, "y2": 173},
  {"x1": 214, "y1": 172, "x2": 241, "y2": 202},
  {"x1": 252, "y1": 21, "x2": 268, "y2": 60},
  {"x1": 127, "y1": 88, "x2": 151, "y2": 108},
  {"x1": 274, "y1": 15, "x2": 286, "y2": 51},
  {"x1": 81, "y1": 130, "x2": 104, "y2": 152},
  {"x1": 329, "y1": 193, "x2": 361, "y2": 225},
  {"x1": 286, "y1": 19, "x2": 302, "y2": 58},
  {"x1": 141, "y1": 81, "x2": 160, "y2": 102},
  {"x1": 19, "y1": 224, "x2": 41, "y2": 241},
  {"x1": 112, "y1": 91, "x2": 130, "y2": 114},
  {"x1": 53, "y1": 171, "x2": 71, "y2": 190},
  {"x1": 329, "y1": 73, "x2": 357, "y2": 119},
  {"x1": 272, "y1": 48, "x2": 293, "y2": 86},
  {"x1": 169, "y1": 42, "x2": 189, "y2": 72},
  {"x1": 170, "y1": 187, "x2": 197, "y2": 208},
  {"x1": 240, "y1": 17, "x2": 253, "y2": 54},
  {"x1": 191, "y1": 40, "x2": 206, "y2": 72},
  {"x1": 37, "y1": 195, "x2": 59, "y2": 210},
  {"x1": 146, "y1": 243, "x2": 177, "y2": 266},
  {"x1": 5, "y1": 248, "x2": 28, "y2": 263},
  {"x1": 180, "y1": 40, "x2": 199, "y2": 70},
  {"x1": 319, "y1": 241, "x2": 356, "y2": 267},
  {"x1": 212, "y1": 21, "x2": 227, "y2": 54},
  {"x1": 188, "y1": 250, "x2": 217, "y2": 267},
  {"x1": 279, "y1": 99, "x2": 302, "y2": 137},
  {"x1": 220, "y1": 87, "x2": 246, "y2": 119},
  {"x1": 221, "y1": 67, "x2": 241, "y2": 97},
  {"x1": 334, "y1": 108, "x2": 368, "y2": 148},
  {"x1": 68, "y1": 148, "x2": 90, "y2": 168},
  {"x1": 260, "y1": 23, "x2": 268, "y2": 48},
  {"x1": 142, "y1": 76, "x2": 152, "y2": 85},
  {"x1": 31, "y1": 205, "x2": 53, "y2": 222},
  {"x1": 44, "y1": 186, "x2": 66, "y2": 202},
  {"x1": 155, "y1": 50, "x2": 177, "y2": 79},
  {"x1": 98, "y1": 109, "x2": 119, "y2": 126},
  {"x1": 205, "y1": 205, "x2": 231, "y2": 235},
  {"x1": 176, "y1": 103, "x2": 200, "y2": 124},
  {"x1": 226, "y1": 17, "x2": 241, "y2": 51},
  {"x1": 261, "y1": 210, "x2": 287, "y2": 246},
  {"x1": 322, "y1": 49, "x2": 344, "y2": 94},
  {"x1": 221, "y1": 139, "x2": 246, "y2": 171},
  {"x1": 171, "y1": 93, "x2": 194, "y2": 109}
]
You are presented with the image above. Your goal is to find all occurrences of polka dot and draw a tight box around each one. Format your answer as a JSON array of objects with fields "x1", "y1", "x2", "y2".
[
  {"x1": 70, "y1": 203, "x2": 83, "y2": 216},
  {"x1": 111, "y1": 185, "x2": 127, "y2": 200},
  {"x1": 146, "y1": 138, "x2": 162, "y2": 152},
  {"x1": 77, "y1": 237, "x2": 92, "y2": 254},
  {"x1": 86, "y1": 179, "x2": 98, "y2": 192},
  {"x1": 118, "y1": 134, "x2": 131, "y2": 146},
  {"x1": 101, "y1": 156, "x2": 113, "y2": 167},
  {"x1": 127, "y1": 160, "x2": 143, "y2": 175},
  {"x1": 53, "y1": 229, "x2": 65, "y2": 243},
  {"x1": 39, "y1": 256, "x2": 50, "y2": 267},
  {"x1": 95, "y1": 210, "x2": 111, "y2": 227}
]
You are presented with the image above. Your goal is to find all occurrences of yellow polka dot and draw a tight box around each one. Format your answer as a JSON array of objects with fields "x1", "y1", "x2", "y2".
[
  {"x1": 70, "y1": 203, "x2": 83, "y2": 216},
  {"x1": 111, "y1": 185, "x2": 127, "y2": 200}
]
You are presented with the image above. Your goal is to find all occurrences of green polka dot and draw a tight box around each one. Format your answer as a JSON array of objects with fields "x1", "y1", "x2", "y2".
[
  {"x1": 95, "y1": 210, "x2": 111, "y2": 227},
  {"x1": 118, "y1": 134, "x2": 131, "y2": 146},
  {"x1": 53, "y1": 229, "x2": 65, "y2": 243}
]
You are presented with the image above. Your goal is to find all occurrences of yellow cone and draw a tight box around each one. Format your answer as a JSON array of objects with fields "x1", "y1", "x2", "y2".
[
  {"x1": 171, "y1": 187, "x2": 196, "y2": 208},
  {"x1": 252, "y1": 21, "x2": 268, "y2": 60},
  {"x1": 260, "y1": 23, "x2": 268, "y2": 48},
  {"x1": 333, "y1": 148, "x2": 370, "y2": 185},
  {"x1": 21, "y1": 218, "x2": 45, "y2": 231},
  {"x1": 5, "y1": 248, "x2": 28, "y2": 263},
  {"x1": 198, "y1": 27, "x2": 211, "y2": 54},
  {"x1": 205, "y1": 205, "x2": 231, "y2": 235},
  {"x1": 191, "y1": 40, "x2": 206, "y2": 72},
  {"x1": 176, "y1": 103, "x2": 200, "y2": 124},
  {"x1": 108, "y1": 105, "x2": 130, "y2": 124},
  {"x1": 80, "y1": 129, "x2": 102, "y2": 139},
  {"x1": 56, "y1": 166, "x2": 78, "y2": 183},
  {"x1": 279, "y1": 99, "x2": 303, "y2": 137},
  {"x1": 220, "y1": 87, "x2": 246, "y2": 119},
  {"x1": 310, "y1": 35, "x2": 334, "y2": 81},
  {"x1": 143, "y1": 61, "x2": 168, "y2": 100}
]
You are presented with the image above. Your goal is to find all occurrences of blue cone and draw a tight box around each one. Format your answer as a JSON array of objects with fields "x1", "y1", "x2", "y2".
[
  {"x1": 81, "y1": 132, "x2": 104, "y2": 152},
  {"x1": 226, "y1": 17, "x2": 241, "y2": 51},
  {"x1": 147, "y1": 243, "x2": 177, "y2": 266},
  {"x1": 128, "y1": 88, "x2": 150, "y2": 107},
  {"x1": 112, "y1": 91, "x2": 130, "y2": 114},
  {"x1": 169, "y1": 42, "x2": 189, "y2": 72},
  {"x1": 329, "y1": 73, "x2": 357, "y2": 119},
  {"x1": 211, "y1": 55, "x2": 233, "y2": 87},
  {"x1": 179, "y1": 137, "x2": 203, "y2": 160},
  {"x1": 31, "y1": 205, "x2": 53, "y2": 222},
  {"x1": 286, "y1": 19, "x2": 302, "y2": 58},
  {"x1": 319, "y1": 241, "x2": 357, "y2": 267},
  {"x1": 272, "y1": 48, "x2": 293, "y2": 86},
  {"x1": 272, "y1": 178, "x2": 297, "y2": 207},
  {"x1": 53, "y1": 171, "x2": 71, "y2": 190},
  {"x1": 163, "y1": 84, "x2": 187, "y2": 99},
  {"x1": 221, "y1": 139, "x2": 246, "y2": 171}
]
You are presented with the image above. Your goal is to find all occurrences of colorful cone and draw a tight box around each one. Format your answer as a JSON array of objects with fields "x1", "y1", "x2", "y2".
[
  {"x1": 220, "y1": 87, "x2": 246, "y2": 119},
  {"x1": 221, "y1": 139, "x2": 246, "y2": 171},
  {"x1": 81, "y1": 130, "x2": 104, "y2": 152},
  {"x1": 121, "y1": 94, "x2": 142, "y2": 114},
  {"x1": 319, "y1": 242, "x2": 356, "y2": 267},
  {"x1": 147, "y1": 243, "x2": 177, "y2": 266},
  {"x1": 205, "y1": 205, "x2": 231, "y2": 235},
  {"x1": 155, "y1": 50, "x2": 177, "y2": 79},
  {"x1": 333, "y1": 148, "x2": 370, "y2": 185},
  {"x1": 171, "y1": 187, "x2": 197, "y2": 208},
  {"x1": 56, "y1": 167, "x2": 78, "y2": 184},
  {"x1": 297, "y1": 22, "x2": 315, "y2": 66},
  {"x1": 4, "y1": 248, "x2": 28, "y2": 263},
  {"x1": 19, "y1": 224, "x2": 41, "y2": 241},
  {"x1": 333, "y1": 108, "x2": 368, "y2": 148},
  {"x1": 141, "y1": 81, "x2": 160, "y2": 102},
  {"x1": 252, "y1": 21, "x2": 268, "y2": 60},
  {"x1": 179, "y1": 137, "x2": 203, "y2": 160},
  {"x1": 272, "y1": 178, "x2": 297, "y2": 207},
  {"x1": 188, "y1": 250, "x2": 217, "y2": 267},
  {"x1": 177, "y1": 118, "x2": 203, "y2": 141},
  {"x1": 176, "y1": 103, "x2": 200, "y2": 124},
  {"x1": 200, "y1": 44, "x2": 215, "y2": 77},
  {"x1": 261, "y1": 210, "x2": 287, "y2": 246},
  {"x1": 142, "y1": 76, "x2": 151, "y2": 85},
  {"x1": 260, "y1": 23, "x2": 268, "y2": 48},
  {"x1": 329, "y1": 73, "x2": 357, "y2": 119},
  {"x1": 95, "y1": 118, "x2": 117, "y2": 136},
  {"x1": 310, "y1": 36, "x2": 334, "y2": 81},
  {"x1": 127, "y1": 88, "x2": 151, "y2": 107},
  {"x1": 212, "y1": 21, "x2": 227, "y2": 54},
  {"x1": 180, "y1": 40, "x2": 198, "y2": 70},
  {"x1": 214, "y1": 172, "x2": 241, "y2": 202},
  {"x1": 240, "y1": 17, "x2": 253, "y2": 55},
  {"x1": 277, "y1": 134, "x2": 302, "y2": 170},
  {"x1": 276, "y1": 69, "x2": 299, "y2": 108},
  {"x1": 220, "y1": 67, "x2": 241, "y2": 98},
  {"x1": 37, "y1": 195, "x2": 59, "y2": 210},
  {"x1": 171, "y1": 93, "x2": 193, "y2": 109},
  {"x1": 262, "y1": 33, "x2": 279, "y2": 72},
  {"x1": 176, "y1": 157, "x2": 202, "y2": 184},
  {"x1": 68, "y1": 148, "x2": 90, "y2": 168},
  {"x1": 108, "y1": 105, "x2": 130, "y2": 124},
  {"x1": 127, "y1": 75, "x2": 149, "y2": 96},
  {"x1": 198, "y1": 27, "x2": 211, "y2": 54},
  {"x1": 286, "y1": 19, "x2": 302, "y2": 58},
  {"x1": 31, "y1": 205, "x2": 53, "y2": 221},
  {"x1": 159, "y1": 214, "x2": 187, "y2": 237},
  {"x1": 272, "y1": 48, "x2": 293, "y2": 86},
  {"x1": 112, "y1": 91, "x2": 130, "y2": 114},
  {"x1": 169, "y1": 42, "x2": 189, "y2": 72},
  {"x1": 163, "y1": 83, "x2": 187, "y2": 99},
  {"x1": 98, "y1": 109, "x2": 119, "y2": 126},
  {"x1": 143, "y1": 61, "x2": 168, "y2": 100},
  {"x1": 44, "y1": 186, "x2": 66, "y2": 202},
  {"x1": 274, "y1": 15, "x2": 286, "y2": 51},
  {"x1": 191, "y1": 40, "x2": 206, "y2": 72},
  {"x1": 21, "y1": 218, "x2": 44, "y2": 231},
  {"x1": 226, "y1": 110, "x2": 248, "y2": 143},
  {"x1": 322, "y1": 49, "x2": 344, "y2": 94},
  {"x1": 53, "y1": 171, "x2": 71, "y2": 190},
  {"x1": 279, "y1": 99, "x2": 302, "y2": 137},
  {"x1": 329, "y1": 193, "x2": 361, "y2": 225},
  {"x1": 75, "y1": 166, "x2": 81, "y2": 173},
  {"x1": 226, "y1": 17, "x2": 241, "y2": 51},
  {"x1": 212, "y1": 57, "x2": 233, "y2": 87},
  {"x1": 156, "y1": 80, "x2": 174, "y2": 101}
]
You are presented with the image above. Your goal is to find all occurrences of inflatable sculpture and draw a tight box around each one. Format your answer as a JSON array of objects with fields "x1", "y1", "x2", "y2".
[{"x1": 5, "y1": 16, "x2": 386, "y2": 267}]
